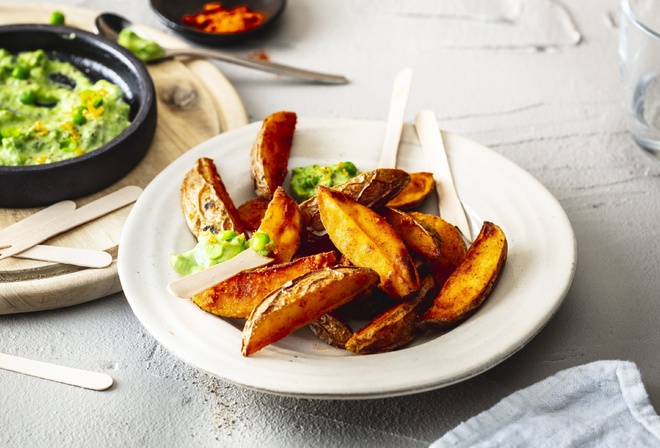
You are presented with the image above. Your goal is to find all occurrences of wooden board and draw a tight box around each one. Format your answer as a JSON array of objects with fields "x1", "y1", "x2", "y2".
[{"x1": 0, "y1": 4, "x2": 249, "y2": 314}]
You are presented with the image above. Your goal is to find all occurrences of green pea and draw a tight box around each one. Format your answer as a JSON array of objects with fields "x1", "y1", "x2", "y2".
[
  {"x1": 19, "y1": 90, "x2": 36, "y2": 105},
  {"x1": 60, "y1": 139, "x2": 74, "y2": 151},
  {"x1": 92, "y1": 97, "x2": 103, "y2": 108},
  {"x1": 24, "y1": 50, "x2": 46, "y2": 68},
  {"x1": 205, "y1": 244, "x2": 223, "y2": 260},
  {"x1": 50, "y1": 12, "x2": 65, "y2": 25},
  {"x1": 217, "y1": 230, "x2": 236, "y2": 241},
  {"x1": 72, "y1": 106, "x2": 87, "y2": 125},
  {"x1": 1, "y1": 127, "x2": 21, "y2": 139},
  {"x1": 11, "y1": 66, "x2": 28, "y2": 80},
  {"x1": 342, "y1": 161, "x2": 358, "y2": 176},
  {"x1": 250, "y1": 231, "x2": 271, "y2": 252}
]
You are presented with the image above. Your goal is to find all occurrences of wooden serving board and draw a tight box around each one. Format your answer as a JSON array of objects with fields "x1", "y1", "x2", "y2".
[{"x1": 0, "y1": 4, "x2": 249, "y2": 314}]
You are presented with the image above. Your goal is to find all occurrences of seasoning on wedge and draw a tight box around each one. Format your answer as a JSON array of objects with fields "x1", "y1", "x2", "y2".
[
  {"x1": 386, "y1": 172, "x2": 435, "y2": 210},
  {"x1": 180, "y1": 157, "x2": 246, "y2": 238},
  {"x1": 299, "y1": 168, "x2": 411, "y2": 234},
  {"x1": 316, "y1": 185, "x2": 420, "y2": 299},
  {"x1": 191, "y1": 251, "x2": 338, "y2": 318},
  {"x1": 255, "y1": 187, "x2": 302, "y2": 264},
  {"x1": 417, "y1": 221, "x2": 507, "y2": 330},
  {"x1": 241, "y1": 267, "x2": 380, "y2": 356},
  {"x1": 381, "y1": 207, "x2": 443, "y2": 262},
  {"x1": 346, "y1": 276, "x2": 435, "y2": 355},
  {"x1": 309, "y1": 313, "x2": 354, "y2": 349},
  {"x1": 250, "y1": 111, "x2": 297, "y2": 201},
  {"x1": 409, "y1": 211, "x2": 467, "y2": 288},
  {"x1": 237, "y1": 197, "x2": 269, "y2": 232}
]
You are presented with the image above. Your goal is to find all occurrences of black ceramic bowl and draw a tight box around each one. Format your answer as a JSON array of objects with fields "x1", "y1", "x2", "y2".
[
  {"x1": 0, "y1": 24, "x2": 157, "y2": 208},
  {"x1": 150, "y1": 0, "x2": 287, "y2": 45}
]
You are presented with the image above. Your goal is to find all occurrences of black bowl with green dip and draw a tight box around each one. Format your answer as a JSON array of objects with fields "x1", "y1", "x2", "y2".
[{"x1": 0, "y1": 24, "x2": 157, "y2": 208}]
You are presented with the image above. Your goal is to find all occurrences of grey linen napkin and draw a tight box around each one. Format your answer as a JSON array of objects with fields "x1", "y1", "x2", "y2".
[{"x1": 431, "y1": 360, "x2": 660, "y2": 447}]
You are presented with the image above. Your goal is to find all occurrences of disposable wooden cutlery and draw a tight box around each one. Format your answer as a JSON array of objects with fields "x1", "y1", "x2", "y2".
[
  {"x1": 0, "y1": 186, "x2": 142, "y2": 266},
  {"x1": 378, "y1": 68, "x2": 414, "y2": 169},
  {"x1": 0, "y1": 352, "x2": 113, "y2": 391},
  {"x1": 376, "y1": 70, "x2": 472, "y2": 240},
  {"x1": 168, "y1": 249, "x2": 274, "y2": 298},
  {"x1": 414, "y1": 110, "x2": 472, "y2": 241}
]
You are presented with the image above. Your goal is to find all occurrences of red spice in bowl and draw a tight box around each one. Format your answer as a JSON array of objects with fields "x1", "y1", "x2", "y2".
[
  {"x1": 150, "y1": 0, "x2": 286, "y2": 45},
  {"x1": 182, "y1": 2, "x2": 265, "y2": 34}
]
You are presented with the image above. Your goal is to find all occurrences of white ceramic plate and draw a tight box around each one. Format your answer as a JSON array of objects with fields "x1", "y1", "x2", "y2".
[{"x1": 118, "y1": 117, "x2": 577, "y2": 399}]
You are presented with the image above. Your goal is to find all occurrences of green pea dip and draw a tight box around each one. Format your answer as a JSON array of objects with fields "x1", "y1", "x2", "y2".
[
  {"x1": 0, "y1": 48, "x2": 131, "y2": 166},
  {"x1": 170, "y1": 230, "x2": 273, "y2": 277},
  {"x1": 290, "y1": 161, "x2": 359, "y2": 201},
  {"x1": 117, "y1": 29, "x2": 165, "y2": 62}
]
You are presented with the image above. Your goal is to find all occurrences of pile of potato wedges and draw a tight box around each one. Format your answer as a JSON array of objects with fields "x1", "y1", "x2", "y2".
[{"x1": 176, "y1": 111, "x2": 508, "y2": 357}]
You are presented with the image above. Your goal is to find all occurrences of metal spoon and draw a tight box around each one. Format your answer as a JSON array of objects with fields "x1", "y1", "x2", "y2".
[{"x1": 95, "y1": 13, "x2": 348, "y2": 85}]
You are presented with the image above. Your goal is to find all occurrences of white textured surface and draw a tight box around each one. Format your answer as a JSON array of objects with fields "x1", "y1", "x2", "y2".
[{"x1": 2, "y1": 0, "x2": 660, "y2": 446}]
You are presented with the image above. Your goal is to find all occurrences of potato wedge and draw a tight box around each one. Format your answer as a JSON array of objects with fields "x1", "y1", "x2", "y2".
[
  {"x1": 242, "y1": 266, "x2": 380, "y2": 356},
  {"x1": 317, "y1": 186, "x2": 420, "y2": 299},
  {"x1": 300, "y1": 168, "x2": 411, "y2": 234},
  {"x1": 345, "y1": 276, "x2": 435, "y2": 354},
  {"x1": 237, "y1": 197, "x2": 269, "y2": 232},
  {"x1": 180, "y1": 157, "x2": 246, "y2": 238},
  {"x1": 309, "y1": 312, "x2": 354, "y2": 349},
  {"x1": 410, "y1": 211, "x2": 467, "y2": 288},
  {"x1": 418, "y1": 222, "x2": 507, "y2": 330},
  {"x1": 191, "y1": 251, "x2": 338, "y2": 318},
  {"x1": 250, "y1": 111, "x2": 297, "y2": 201},
  {"x1": 386, "y1": 172, "x2": 435, "y2": 210},
  {"x1": 381, "y1": 207, "x2": 443, "y2": 261},
  {"x1": 256, "y1": 187, "x2": 302, "y2": 264}
]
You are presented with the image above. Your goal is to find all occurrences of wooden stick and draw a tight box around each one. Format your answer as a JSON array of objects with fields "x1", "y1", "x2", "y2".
[
  {"x1": 0, "y1": 352, "x2": 113, "y2": 391},
  {"x1": 0, "y1": 186, "x2": 142, "y2": 261},
  {"x1": 415, "y1": 110, "x2": 472, "y2": 241},
  {"x1": 14, "y1": 245, "x2": 113, "y2": 268},
  {"x1": 168, "y1": 249, "x2": 274, "y2": 298},
  {"x1": 378, "y1": 68, "x2": 414, "y2": 169},
  {"x1": 0, "y1": 200, "x2": 76, "y2": 248}
]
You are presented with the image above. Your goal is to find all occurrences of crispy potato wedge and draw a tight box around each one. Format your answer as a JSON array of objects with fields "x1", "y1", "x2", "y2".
[
  {"x1": 345, "y1": 276, "x2": 435, "y2": 354},
  {"x1": 257, "y1": 187, "x2": 302, "y2": 264},
  {"x1": 410, "y1": 211, "x2": 467, "y2": 288},
  {"x1": 381, "y1": 207, "x2": 443, "y2": 261},
  {"x1": 191, "y1": 251, "x2": 338, "y2": 318},
  {"x1": 242, "y1": 266, "x2": 380, "y2": 356},
  {"x1": 300, "y1": 168, "x2": 411, "y2": 234},
  {"x1": 317, "y1": 186, "x2": 420, "y2": 299},
  {"x1": 418, "y1": 222, "x2": 507, "y2": 330},
  {"x1": 237, "y1": 197, "x2": 269, "y2": 232},
  {"x1": 309, "y1": 312, "x2": 354, "y2": 349},
  {"x1": 180, "y1": 157, "x2": 247, "y2": 238},
  {"x1": 250, "y1": 111, "x2": 297, "y2": 201},
  {"x1": 386, "y1": 172, "x2": 435, "y2": 210}
]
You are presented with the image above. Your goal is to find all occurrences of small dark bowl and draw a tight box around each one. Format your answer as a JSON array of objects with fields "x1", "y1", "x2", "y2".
[
  {"x1": 0, "y1": 24, "x2": 157, "y2": 208},
  {"x1": 150, "y1": 0, "x2": 287, "y2": 45}
]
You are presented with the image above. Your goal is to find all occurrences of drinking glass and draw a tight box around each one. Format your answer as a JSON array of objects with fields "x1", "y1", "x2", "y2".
[{"x1": 619, "y1": 0, "x2": 660, "y2": 161}]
